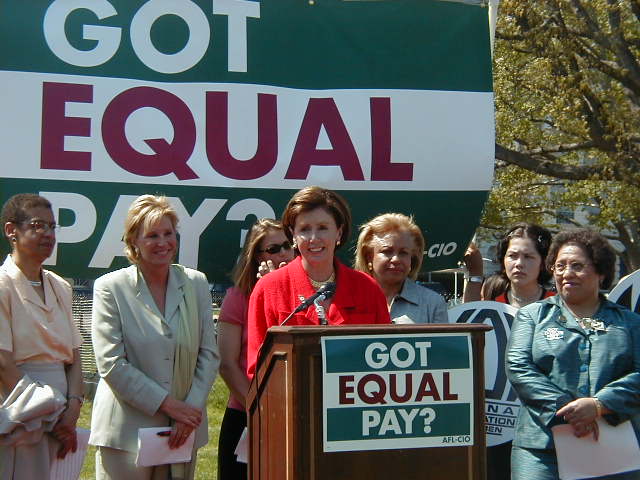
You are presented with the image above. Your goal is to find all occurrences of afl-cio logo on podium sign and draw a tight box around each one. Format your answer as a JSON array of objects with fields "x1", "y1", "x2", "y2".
[{"x1": 449, "y1": 301, "x2": 519, "y2": 447}]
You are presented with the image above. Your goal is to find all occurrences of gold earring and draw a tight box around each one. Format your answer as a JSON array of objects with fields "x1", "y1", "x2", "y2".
[
  {"x1": 336, "y1": 240, "x2": 341, "y2": 246},
  {"x1": 367, "y1": 262, "x2": 373, "y2": 271},
  {"x1": 292, "y1": 242, "x2": 297, "y2": 249}
]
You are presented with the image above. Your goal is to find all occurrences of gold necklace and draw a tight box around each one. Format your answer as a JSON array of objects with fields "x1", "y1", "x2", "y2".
[
  {"x1": 309, "y1": 272, "x2": 335, "y2": 290},
  {"x1": 508, "y1": 285, "x2": 542, "y2": 307}
]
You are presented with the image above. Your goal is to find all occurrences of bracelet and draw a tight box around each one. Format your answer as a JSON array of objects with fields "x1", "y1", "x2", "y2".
[
  {"x1": 68, "y1": 395, "x2": 84, "y2": 406},
  {"x1": 465, "y1": 275, "x2": 484, "y2": 284},
  {"x1": 593, "y1": 397, "x2": 602, "y2": 417}
]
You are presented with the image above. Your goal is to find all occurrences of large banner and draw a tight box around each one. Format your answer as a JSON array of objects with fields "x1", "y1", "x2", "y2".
[
  {"x1": 449, "y1": 301, "x2": 519, "y2": 447},
  {"x1": 609, "y1": 269, "x2": 640, "y2": 314},
  {"x1": 321, "y1": 333, "x2": 474, "y2": 452},
  {"x1": 0, "y1": 0, "x2": 494, "y2": 280}
]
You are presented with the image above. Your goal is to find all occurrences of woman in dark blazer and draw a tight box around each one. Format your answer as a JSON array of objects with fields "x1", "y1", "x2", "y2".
[{"x1": 506, "y1": 228, "x2": 640, "y2": 480}]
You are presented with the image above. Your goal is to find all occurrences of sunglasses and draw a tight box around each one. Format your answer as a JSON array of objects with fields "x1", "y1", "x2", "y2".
[{"x1": 258, "y1": 241, "x2": 293, "y2": 254}]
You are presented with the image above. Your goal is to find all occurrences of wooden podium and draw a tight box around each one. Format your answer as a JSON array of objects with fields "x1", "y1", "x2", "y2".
[{"x1": 247, "y1": 324, "x2": 491, "y2": 480}]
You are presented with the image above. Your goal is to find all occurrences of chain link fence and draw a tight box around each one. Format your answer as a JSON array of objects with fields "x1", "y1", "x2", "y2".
[
  {"x1": 72, "y1": 286, "x2": 225, "y2": 398},
  {"x1": 73, "y1": 281, "x2": 456, "y2": 397}
]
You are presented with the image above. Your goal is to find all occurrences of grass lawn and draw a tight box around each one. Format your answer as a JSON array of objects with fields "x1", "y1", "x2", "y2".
[{"x1": 77, "y1": 377, "x2": 230, "y2": 479}]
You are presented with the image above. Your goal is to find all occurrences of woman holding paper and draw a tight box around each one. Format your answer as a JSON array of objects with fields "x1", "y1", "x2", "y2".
[
  {"x1": 247, "y1": 186, "x2": 390, "y2": 378},
  {"x1": 506, "y1": 228, "x2": 640, "y2": 479},
  {"x1": 217, "y1": 218, "x2": 294, "y2": 480},
  {"x1": 463, "y1": 223, "x2": 555, "y2": 479},
  {"x1": 89, "y1": 195, "x2": 219, "y2": 479},
  {"x1": 354, "y1": 212, "x2": 448, "y2": 323},
  {"x1": 0, "y1": 193, "x2": 84, "y2": 479}
]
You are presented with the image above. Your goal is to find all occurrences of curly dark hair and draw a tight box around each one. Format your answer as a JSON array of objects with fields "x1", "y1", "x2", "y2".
[
  {"x1": 496, "y1": 223, "x2": 552, "y2": 285},
  {"x1": 545, "y1": 228, "x2": 616, "y2": 289},
  {"x1": 1, "y1": 193, "x2": 52, "y2": 242}
]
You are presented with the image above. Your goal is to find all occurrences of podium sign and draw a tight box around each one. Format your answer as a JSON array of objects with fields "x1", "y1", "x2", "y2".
[{"x1": 321, "y1": 333, "x2": 474, "y2": 452}]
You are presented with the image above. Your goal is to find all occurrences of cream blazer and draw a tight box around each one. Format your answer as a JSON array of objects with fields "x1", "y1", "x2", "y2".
[
  {"x1": 0, "y1": 255, "x2": 82, "y2": 365},
  {"x1": 88, "y1": 265, "x2": 219, "y2": 452}
]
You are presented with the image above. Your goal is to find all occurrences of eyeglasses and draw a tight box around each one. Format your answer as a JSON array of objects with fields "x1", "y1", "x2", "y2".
[
  {"x1": 22, "y1": 220, "x2": 59, "y2": 234},
  {"x1": 551, "y1": 262, "x2": 591, "y2": 274},
  {"x1": 258, "y1": 241, "x2": 292, "y2": 254}
]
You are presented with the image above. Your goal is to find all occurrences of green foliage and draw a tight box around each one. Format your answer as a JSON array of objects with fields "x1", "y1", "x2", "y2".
[{"x1": 489, "y1": 0, "x2": 640, "y2": 271}]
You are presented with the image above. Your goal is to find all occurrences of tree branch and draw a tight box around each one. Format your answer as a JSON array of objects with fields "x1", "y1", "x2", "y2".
[
  {"x1": 495, "y1": 143, "x2": 603, "y2": 180},
  {"x1": 606, "y1": 0, "x2": 640, "y2": 92},
  {"x1": 526, "y1": 141, "x2": 598, "y2": 155}
]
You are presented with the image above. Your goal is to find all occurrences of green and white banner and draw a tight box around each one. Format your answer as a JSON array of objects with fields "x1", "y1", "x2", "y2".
[
  {"x1": 0, "y1": 0, "x2": 494, "y2": 280},
  {"x1": 321, "y1": 333, "x2": 474, "y2": 452}
]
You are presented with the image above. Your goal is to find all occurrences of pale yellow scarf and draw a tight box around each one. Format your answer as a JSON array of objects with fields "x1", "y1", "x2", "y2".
[{"x1": 170, "y1": 265, "x2": 199, "y2": 479}]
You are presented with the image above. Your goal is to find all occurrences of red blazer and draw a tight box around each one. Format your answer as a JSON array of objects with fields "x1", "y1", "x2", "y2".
[{"x1": 247, "y1": 256, "x2": 390, "y2": 377}]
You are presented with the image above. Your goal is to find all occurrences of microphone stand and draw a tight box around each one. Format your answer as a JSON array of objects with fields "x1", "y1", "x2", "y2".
[
  {"x1": 280, "y1": 284, "x2": 335, "y2": 326},
  {"x1": 314, "y1": 295, "x2": 328, "y2": 325}
]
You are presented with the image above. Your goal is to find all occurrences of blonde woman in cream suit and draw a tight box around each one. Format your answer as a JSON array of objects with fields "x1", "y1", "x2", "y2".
[{"x1": 89, "y1": 195, "x2": 219, "y2": 480}]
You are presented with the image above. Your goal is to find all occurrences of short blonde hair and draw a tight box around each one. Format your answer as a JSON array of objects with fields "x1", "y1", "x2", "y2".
[
  {"x1": 355, "y1": 213, "x2": 425, "y2": 280},
  {"x1": 123, "y1": 195, "x2": 178, "y2": 264}
]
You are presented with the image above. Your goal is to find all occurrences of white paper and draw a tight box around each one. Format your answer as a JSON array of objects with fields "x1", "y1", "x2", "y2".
[
  {"x1": 135, "y1": 427, "x2": 195, "y2": 467},
  {"x1": 49, "y1": 427, "x2": 90, "y2": 480},
  {"x1": 552, "y1": 419, "x2": 640, "y2": 480},
  {"x1": 234, "y1": 427, "x2": 248, "y2": 464}
]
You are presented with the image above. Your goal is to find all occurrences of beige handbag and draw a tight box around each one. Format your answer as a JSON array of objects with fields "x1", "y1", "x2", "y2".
[{"x1": 0, "y1": 375, "x2": 66, "y2": 446}]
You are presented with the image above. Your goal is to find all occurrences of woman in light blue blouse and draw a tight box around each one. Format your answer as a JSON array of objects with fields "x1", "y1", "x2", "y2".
[
  {"x1": 354, "y1": 213, "x2": 448, "y2": 324},
  {"x1": 506, "y1": 228, "x2": 640, "y2": 480}
]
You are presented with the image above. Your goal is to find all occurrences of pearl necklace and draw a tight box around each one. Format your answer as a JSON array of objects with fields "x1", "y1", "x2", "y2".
[{"x1": 309, "y1": 272, "x2": 335, "y2": 290}]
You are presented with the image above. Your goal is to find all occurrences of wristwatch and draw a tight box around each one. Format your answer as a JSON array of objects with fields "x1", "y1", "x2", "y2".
[
  {"x1": 466, "y1": 275, "x2": 484, "y2": 284},
  {"x1": 68, "y1": 394, "x2": 84, "y2": 406}
]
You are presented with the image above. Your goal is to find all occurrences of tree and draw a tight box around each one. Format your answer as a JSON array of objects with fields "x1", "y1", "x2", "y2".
[{"x1": 488, "y1": 0, "x2": 640, "y2": 272}]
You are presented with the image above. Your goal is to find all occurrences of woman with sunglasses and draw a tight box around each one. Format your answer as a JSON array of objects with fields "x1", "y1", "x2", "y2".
[
  {"x1": 507, "y1": 229, "x2": 640, "y2": 479},
  {"x1": 217, "y1": 218, "x2": 294, "y2": 480},
  {"x1": 0, "y1": 194, "x2": 83, "y2": 479},
  {"x1": 247, "y1": 186, "x2": 390, "y2": 378}
]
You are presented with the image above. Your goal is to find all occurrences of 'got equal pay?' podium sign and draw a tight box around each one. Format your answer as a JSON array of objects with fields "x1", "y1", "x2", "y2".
[{"x1": 321, "y1": 333, "x2": 474, "y2": 452}]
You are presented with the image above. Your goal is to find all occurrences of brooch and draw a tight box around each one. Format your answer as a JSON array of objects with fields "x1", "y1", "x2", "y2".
[
  {"x1": 543, "y1": 327, "x2": 564, "y2": 340},
  {"x1": 578, "y1": 317, "x2": 606, "y2": 333}
]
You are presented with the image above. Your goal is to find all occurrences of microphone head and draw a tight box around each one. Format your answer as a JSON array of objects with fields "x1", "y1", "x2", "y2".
[{"x1": 319, "y1": 281, "x2": 336, "y2": 298}]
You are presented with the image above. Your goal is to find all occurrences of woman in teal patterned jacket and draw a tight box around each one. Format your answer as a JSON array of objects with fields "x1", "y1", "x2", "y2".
[{"x1": 506, "y1": 229, "x2": 640, "y2": 480}]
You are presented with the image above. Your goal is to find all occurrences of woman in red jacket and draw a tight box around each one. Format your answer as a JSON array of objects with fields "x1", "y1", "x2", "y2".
[{"x1": 247, "y1": 186, "x2": 390, "y2": 377}]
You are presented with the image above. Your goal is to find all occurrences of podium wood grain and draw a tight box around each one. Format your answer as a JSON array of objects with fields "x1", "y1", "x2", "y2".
[{"x1": 247, "y1": 324, "x2": 491, "y2": 480}]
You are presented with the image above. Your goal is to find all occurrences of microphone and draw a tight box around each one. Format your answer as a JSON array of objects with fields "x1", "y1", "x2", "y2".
[{"x1": 280, "y1": 282, "x2": 336, "y2": 326}]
